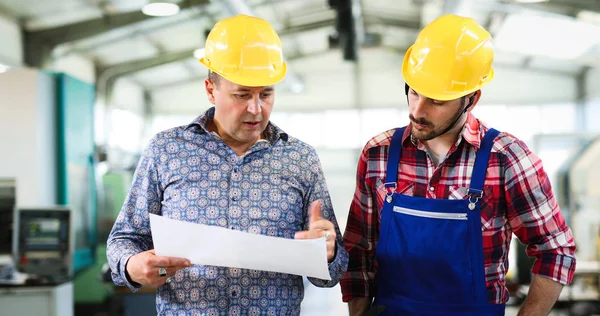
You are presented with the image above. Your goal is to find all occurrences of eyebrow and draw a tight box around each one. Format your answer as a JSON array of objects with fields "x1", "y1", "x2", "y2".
[{"x1": 233, "y1": 86, "x2": 274, "y2": 93}]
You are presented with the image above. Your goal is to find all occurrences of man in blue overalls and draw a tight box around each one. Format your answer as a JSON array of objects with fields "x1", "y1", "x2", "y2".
[{"x1": 340, "y1": 14, "x2": 577, "y2": 316}]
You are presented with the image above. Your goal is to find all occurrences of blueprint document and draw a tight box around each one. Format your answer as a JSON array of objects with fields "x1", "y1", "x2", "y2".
[{"x1": 149, "y1": 214, "x2": 331, "y2": 280}]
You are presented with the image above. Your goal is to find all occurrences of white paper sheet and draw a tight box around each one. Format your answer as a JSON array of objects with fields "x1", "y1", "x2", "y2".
[{"x1": 149, "y1": 214, "x2": 331, "y2": 280}]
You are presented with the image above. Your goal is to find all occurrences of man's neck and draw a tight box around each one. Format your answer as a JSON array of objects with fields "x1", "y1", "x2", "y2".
[
  {"x1": 206, "y1": 120, "x2": 258, "y2": 157},
  {"x1": 423, "y1": 123, "x2": 464, "y2": 158}
]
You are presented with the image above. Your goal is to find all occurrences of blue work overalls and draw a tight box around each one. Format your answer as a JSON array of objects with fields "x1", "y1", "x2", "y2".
[{"x1": 372, "y1": 126, "x2": 505, "y2": 315}]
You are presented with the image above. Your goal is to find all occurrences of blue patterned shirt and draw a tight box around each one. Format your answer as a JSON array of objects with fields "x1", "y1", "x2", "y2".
[{"x1": 106, "y1": 107, "x2": 349, "y2": 315}]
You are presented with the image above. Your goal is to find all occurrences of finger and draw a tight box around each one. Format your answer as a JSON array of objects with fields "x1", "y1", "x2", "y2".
[
  {"x1": 152, "y1": 256, "x2": 191, "y2": 268},
  {"x1": 163, "y1": 265, "x2": 189, "y2": 278},
  {"x1": 308, "y1": 220, "x2": 334, "y2": 232},
  {"x1": 294, "y1": 230, "x2": 321, "y2": 240},
  {"x1": 308, "y1": 200, "x2": 323, "y2": 225}
]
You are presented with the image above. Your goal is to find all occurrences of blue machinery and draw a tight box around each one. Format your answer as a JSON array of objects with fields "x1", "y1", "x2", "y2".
[{"x1": 54, "y1": 73, "x2": 97, "y2": 274}]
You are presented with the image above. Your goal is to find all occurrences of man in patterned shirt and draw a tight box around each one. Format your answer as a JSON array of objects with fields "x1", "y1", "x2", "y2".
[
  {"x1": 107, "y1": 14, "x2": 348, "y2": 315},
  {"x1": 340, "y1": 14, "x2": 576, "y2": 316}
]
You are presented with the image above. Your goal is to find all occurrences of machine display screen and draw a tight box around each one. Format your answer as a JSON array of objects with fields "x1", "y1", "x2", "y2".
[{"x1": 26, "y1": 218, "x2": 62, "y2": 248}]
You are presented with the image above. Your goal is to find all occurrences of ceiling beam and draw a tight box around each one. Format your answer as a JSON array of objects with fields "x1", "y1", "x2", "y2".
[
  {"x1": 23, "y1": 0, "x2": 210, "y2": 68},
  {"x1": 96, "y1": 48, "x2": 197, "y2": 111},
  {"x1": 97, "y1": 48, "x2": 196, "y2": 82},
  {"x1": 54, "y1": 10, "x2": 211, "y2": 59},
  {"x1": 362, "y1": 14, "x2": 421, "y2": 29},
  {"x1": 278, "y1": 18, "x2": 337, "y2": 36},
  {"x1": 545, "y1": 0, "x2": 600, "y2": 13}
]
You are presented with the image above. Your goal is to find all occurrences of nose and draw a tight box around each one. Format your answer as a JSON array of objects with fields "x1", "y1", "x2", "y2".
[
  {"x1": 410, "y1": 96, "x2": 428, "y2": 119},
  {"x1": 247, "y1": 97, "x2": 262, "y2": 116}
]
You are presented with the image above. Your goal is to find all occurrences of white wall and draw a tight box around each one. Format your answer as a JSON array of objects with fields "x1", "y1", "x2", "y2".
[
  {"x1": 112, "y1": 78, "x2": 145, "y2": 114},
  {"x1": 585, "y1": 67, "x2": 600, "y2": 99},
  {"x1": 105, "y1": 78, "x2": 147, "y2": 154},
  {"x1": 0, "y1": 68, "x2": 56, "y2": 206},
  {"x1": 0, "y1": 13, "x2": 22, "y2": 66},
  {"x1": 151, "y1": 80, "x2": 209, "y2": 115}
]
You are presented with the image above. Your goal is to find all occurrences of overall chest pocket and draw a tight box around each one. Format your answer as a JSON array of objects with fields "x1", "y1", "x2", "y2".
[{"x1": 448, "y1": 184, "x2": 497, "y2": 231}]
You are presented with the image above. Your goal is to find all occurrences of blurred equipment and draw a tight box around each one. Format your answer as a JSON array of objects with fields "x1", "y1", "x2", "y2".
[
  {"x1": 328, "y1": 0, "x2": 358, "y2": 61},
  {"x1": 0, "y1": 206, "x2": 74, "y2": 316},
  {"x1": 14, "y1": 207, "x2": 74, "y2": 283},
  {"x1": 517, "y1": 136, "x2": 600, "y2": 315},
  {"x1": 0, "y1": 179, "x2": 16, "y2": 281}
]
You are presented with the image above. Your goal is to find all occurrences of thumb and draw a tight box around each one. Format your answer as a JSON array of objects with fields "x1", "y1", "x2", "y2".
[{"x1": 308, "y1": 200, "x2": 323, "y2": 226}]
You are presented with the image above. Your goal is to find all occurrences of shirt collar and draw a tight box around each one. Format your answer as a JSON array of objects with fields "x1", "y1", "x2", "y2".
[
  {"x1": 184, "y1": 107, "x2": 289, "y2": 144},
  {"x1": 402, "y1": 113, "x2": 483, "y2": 149}
]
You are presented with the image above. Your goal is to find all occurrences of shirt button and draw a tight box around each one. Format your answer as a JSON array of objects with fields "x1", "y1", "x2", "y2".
[
  {"x1": 231, "y1": 290, "x2": 237, "y2": 297},
  {"x1": 429, "y1": 186, "x2": 435, "y2": 192}
]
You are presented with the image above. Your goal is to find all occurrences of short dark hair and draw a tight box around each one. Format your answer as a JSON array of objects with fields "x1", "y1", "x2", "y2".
[{"x1": 208, "y1": 70, "x2": 221, "y2": 87}]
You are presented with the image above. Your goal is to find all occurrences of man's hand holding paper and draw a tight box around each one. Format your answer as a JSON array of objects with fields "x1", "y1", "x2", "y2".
[
  {"x1": 149, "y1": 203, "x2": 333, "y2": 280},
  {"x1": 294, "y1": 200, "x2": 337, "y2": 262}
]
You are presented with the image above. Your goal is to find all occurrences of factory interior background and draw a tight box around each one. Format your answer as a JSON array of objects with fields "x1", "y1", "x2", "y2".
[{"x1": 0, "y1": 0, "x2": 599, "y2": 315}]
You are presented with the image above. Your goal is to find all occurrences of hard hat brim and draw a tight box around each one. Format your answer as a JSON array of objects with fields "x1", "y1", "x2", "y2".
[{"x1": 199, "y1": 57, "x2": 287, "y2": 87}]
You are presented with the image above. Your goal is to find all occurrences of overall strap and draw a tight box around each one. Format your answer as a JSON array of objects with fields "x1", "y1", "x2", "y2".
[
  {"x1": 384, "y1": 127, "x2": 407, "y2": 190},
  {"x1": 468, "y1": 128, "x2": 500, "y2": 304},
  {"x1": 468, "y1": 128, "x2": 500, "y2": 199}
]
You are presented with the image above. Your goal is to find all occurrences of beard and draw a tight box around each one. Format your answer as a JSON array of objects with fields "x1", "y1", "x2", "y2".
[{"x1": 409, "y1": 108, "x2": 465, "y2": 141}]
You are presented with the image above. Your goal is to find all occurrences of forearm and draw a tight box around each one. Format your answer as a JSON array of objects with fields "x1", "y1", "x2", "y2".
[
  {"x1": 348, "y1": 297, "x2": 373, "y2": 316},
  {"x1": 518, "y1": 274, "x2": 563, "y2": 316},
  {"x1": 106, "y1": 238, "x2": 147, "y2": 289}
]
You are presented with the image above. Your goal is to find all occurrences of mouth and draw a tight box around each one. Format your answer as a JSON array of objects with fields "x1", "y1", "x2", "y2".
[
  {"x1": 243, "y1": 121, "x2": 261, "y2": 128},
  {"x1": 412, "y1": 122, "x2": 429, "y2": 130}
]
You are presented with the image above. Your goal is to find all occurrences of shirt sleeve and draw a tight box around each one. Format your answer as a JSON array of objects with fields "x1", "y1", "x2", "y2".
[
  {"x1": 502, "y1": 138, "x2": 576, "y2": 285},
  {"x1": 106, "y1": 140, "x2": 163, "y2": 292},
  {"x1": 303, "y1": 151, "x2": 349, "y2": 288},
  {"x1": 340, "y1": 146, "x2": 379, "y2": 302}
]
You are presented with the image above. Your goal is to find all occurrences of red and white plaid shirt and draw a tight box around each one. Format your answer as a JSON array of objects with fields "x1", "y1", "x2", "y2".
[{"x1": 340, "y1": 113, "x2": 576, "y2": 304}]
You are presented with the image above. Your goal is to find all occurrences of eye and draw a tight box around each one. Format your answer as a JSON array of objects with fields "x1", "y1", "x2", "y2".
[
  {"x1": 260, "y1": 93, "x2": 272, "y2": 98},
  {"x1": 234, "y1": 94, "x2": 249, "y2": 99}
]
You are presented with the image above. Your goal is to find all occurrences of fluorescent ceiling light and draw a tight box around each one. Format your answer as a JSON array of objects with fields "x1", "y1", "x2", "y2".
[
  {"x1": 142, "y1": 1, "x2": 180, "y2": 17},
  {"x1": 0, "y1": 64, "x2": 10, "y2": 73},
  {"x1": 494, "y1": 13, "x2": 600, "y2": 60}
]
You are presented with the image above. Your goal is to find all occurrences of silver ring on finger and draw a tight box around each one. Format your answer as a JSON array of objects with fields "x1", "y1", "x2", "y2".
[
  {"x1": 158, "y1": 267, "x2": 167, "y2": 277},
  {"x1": 324, "y1": 231, "x2": 331, "y2": 241}
]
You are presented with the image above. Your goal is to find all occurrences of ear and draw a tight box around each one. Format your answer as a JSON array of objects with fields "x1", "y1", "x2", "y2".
[
  {"x1": 465, "y1": 90, "x2": 482, "y2": 113},
  {"x1": 205, "y1": 78, "x2": 216, "y2": 105}
]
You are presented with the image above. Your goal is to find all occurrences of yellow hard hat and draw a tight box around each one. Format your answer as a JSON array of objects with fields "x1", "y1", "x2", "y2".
[
  {"x1": 199, "y1": 14, "x2": 287, "y2": 87},
  {"x1": 402, "y1": 14, "x2": 495, "y2": 101}
]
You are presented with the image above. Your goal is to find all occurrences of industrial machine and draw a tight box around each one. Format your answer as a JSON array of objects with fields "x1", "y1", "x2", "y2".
[
  {"x1": 0, "y1": 179, "x2": 74, "y2": 316},
  {"x1": 0, "y1": 205, "x2": 75, "y2": 316},
  {"x1": 0, "y1": 179, "x2": 16, "y2": 281},
  {"x1": 515, "y1": 134, "x2": 600, "y2": 315},
  {"x1": 14, "y1": 207, "x2": 74, "y2": 284}
]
